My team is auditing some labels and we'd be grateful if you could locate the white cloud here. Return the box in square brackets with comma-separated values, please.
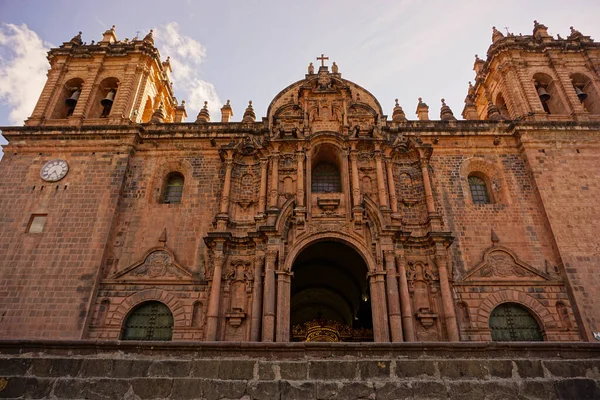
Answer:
[0, 23, 51, 125]
[154, 22, 221, 121]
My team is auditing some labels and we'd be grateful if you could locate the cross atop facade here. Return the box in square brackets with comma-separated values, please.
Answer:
[317, 53, 329, 67]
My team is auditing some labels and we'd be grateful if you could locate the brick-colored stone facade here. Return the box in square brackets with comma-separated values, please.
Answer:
[0, 22, 599, 344]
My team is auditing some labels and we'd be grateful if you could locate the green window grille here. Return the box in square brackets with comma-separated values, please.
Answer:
[163, 173, 184, 204]
[312, 163, 341, 193]
[123, 301, 174, 341]
[468, 175, 490, 204]
[489, 303, 543, 342]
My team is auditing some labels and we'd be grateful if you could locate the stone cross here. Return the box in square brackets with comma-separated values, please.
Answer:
[317, 54, 329, 67]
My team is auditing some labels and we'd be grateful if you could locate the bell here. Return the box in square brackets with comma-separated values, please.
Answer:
[65, 89, 81, 108]
[575, 86, 588, 102]
[537, 86, 551, 102]
[101, 90, 115, 107]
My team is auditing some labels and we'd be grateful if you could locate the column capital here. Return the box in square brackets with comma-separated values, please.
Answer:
[265, 250, 278, 263]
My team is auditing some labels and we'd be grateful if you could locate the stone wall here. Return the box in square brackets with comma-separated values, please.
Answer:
[0, 341, 599, 399]
[0, 148, 131, 339]
[520, 128, 600, 341]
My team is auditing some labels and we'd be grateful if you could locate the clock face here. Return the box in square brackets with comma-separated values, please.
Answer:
[40, 159, 69, 182]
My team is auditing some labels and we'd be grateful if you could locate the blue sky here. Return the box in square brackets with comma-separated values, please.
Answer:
[1, 0, 599, 143]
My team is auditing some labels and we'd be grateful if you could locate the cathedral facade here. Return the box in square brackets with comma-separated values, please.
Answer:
[0, 22, 599, 345]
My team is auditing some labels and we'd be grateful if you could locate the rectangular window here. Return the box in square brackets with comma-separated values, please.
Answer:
[27, 214, 47, 233]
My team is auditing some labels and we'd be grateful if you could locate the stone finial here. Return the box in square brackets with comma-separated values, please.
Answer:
[487, 100, 505, 121]
[242, 101, 256, 123]
[462, 82, 479, 120]
[491, 229, 499, 245]
[151, 101, 166, 123]
[392, 99, 407, 122]
[101, 25, 117, 44]
[473, 54, 485, 74]
[332, 62, 339, 74]
[196, 101, 211, 123]
[532, 20, 550, 40]
[69, 31, 83, 46]
[492, 26, 504, 43]
[308, 62, 315, 75]
[221, 100, 233, 123]
[162, 56, 172, 73]
[440, 98, 457, 121]
[174, 100, 187, 123]
[159, 228, 167, 245]
[416, 98, 429, 121]
[143, 29, 154, 45]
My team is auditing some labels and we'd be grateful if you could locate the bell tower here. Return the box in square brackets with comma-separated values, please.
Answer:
[25, 26, 181, 127]
[463, 22, 600, 121]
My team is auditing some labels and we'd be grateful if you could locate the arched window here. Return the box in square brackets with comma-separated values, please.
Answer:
[468, 175, 490, 204]
[570, 73, 600, 115]
[89, 77, 119, 118]
[163, 172, 184, 204]
[489, 303, 543, 342]
[533, 73, 568, 115]
[495, 93, 510, 119]
[122, 301, 173, 341]
[311, 163, 341, 193]
[52, 78, 84, 119]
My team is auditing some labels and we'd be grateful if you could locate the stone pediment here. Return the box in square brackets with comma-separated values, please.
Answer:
[111, 248, 193, 280]
[461, 246, 550, 282]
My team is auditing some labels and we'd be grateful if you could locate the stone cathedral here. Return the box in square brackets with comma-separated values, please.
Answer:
[2, 21, 600, 349]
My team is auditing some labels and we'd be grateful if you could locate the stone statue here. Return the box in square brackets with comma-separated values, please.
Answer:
[308, 62, 315, 74]
[332, 62, 338, 74]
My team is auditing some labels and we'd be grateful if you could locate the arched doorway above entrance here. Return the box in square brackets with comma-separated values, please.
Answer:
[489, 302, 544, 342]
[290, 240, 373, 342]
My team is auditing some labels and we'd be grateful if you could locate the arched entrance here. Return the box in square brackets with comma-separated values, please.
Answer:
[290, 240, 373, 342]
[489, 303, 544, 342]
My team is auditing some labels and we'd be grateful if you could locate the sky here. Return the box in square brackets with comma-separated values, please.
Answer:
[1, 0, 599, 152]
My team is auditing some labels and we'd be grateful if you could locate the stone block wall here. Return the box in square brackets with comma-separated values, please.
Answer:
[520, 128, 600, 341]
[0, 149, 130, 339]
[0, 341, 598, 399]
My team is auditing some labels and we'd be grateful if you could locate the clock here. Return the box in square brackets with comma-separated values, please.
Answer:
[40, 159, 69, 182]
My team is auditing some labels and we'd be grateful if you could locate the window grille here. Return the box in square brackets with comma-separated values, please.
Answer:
[163, 173, 184, 204]
[123, 301, 173, 341]
[468, 175, 490, 204]
[312, 163, 341, 193]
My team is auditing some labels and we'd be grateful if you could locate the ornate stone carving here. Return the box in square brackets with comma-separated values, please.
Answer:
[224, 259, 254, 327]
[462, 247, 549, 281]
[110, 249, 193, 280]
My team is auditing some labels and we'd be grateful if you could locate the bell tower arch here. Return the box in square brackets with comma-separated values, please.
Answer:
[26, 27, 181, 127]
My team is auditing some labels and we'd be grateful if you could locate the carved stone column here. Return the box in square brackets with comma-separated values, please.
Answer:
[370, 259, 390, 342]
[206, 250, 225, 341]
[295, 150, 305, 208]
[374, 146, 389, 209]
[261, 250, 277, 342]
[257, 158, 268, 216]
[384, 250, 403, 342]
[396, 250, 415, 341]
[385, 157, 398, 213]
[349, 149, 361, 208]
[268, 152, 280, 209]
[275, 270, 293, 342]
[250, 253, 265, 341]
[436, 246, 459, 341]
[420, 158, 436, 215]
[217, 151, 234, 230]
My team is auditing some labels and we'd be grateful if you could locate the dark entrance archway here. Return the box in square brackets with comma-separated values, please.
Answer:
[290, 240, 373, 342]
